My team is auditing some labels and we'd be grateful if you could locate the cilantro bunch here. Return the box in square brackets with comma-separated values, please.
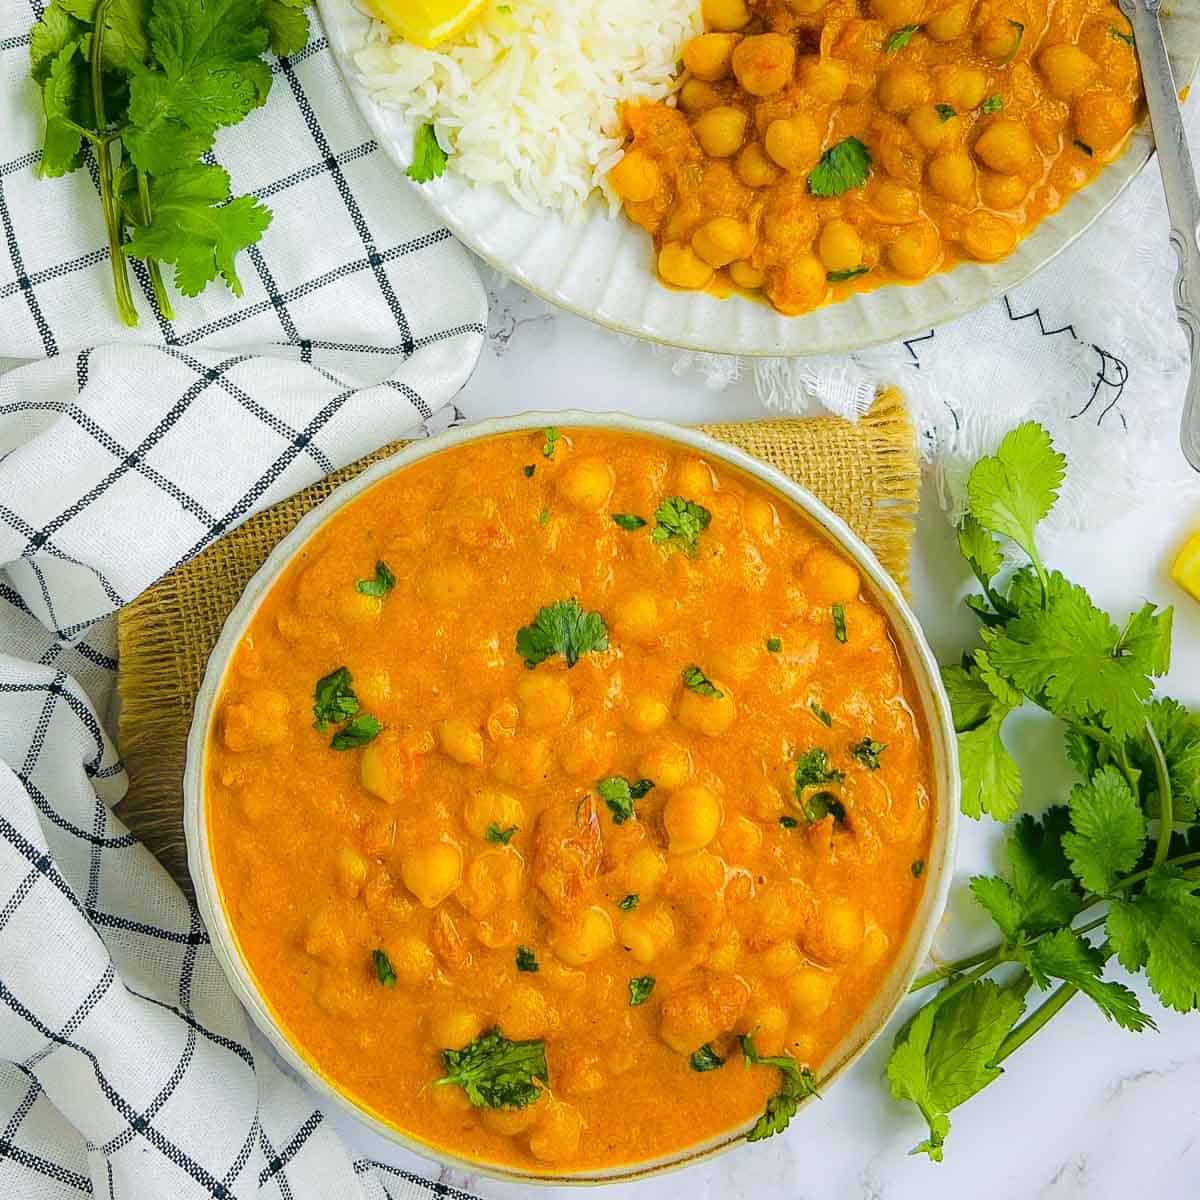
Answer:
[29, 0, 309, 326]
[886, 423, 1200, 1161]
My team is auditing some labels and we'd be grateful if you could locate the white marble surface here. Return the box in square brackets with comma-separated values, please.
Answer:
[329, 277, 1200, 1199]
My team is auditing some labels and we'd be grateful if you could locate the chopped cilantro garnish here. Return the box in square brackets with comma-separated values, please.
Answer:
[851, 737, 887, 770]
[355, 560, 395, 598]
[885, 24, 920, 53]
[486, 823, 518, 845]
[598, 776, 655, 824]
[741, 1033, 820, 1140]
[1110, 24, 1134, 45]
[795, 748, 845, 790]
[779, 815, 799, 829]
[537, 508, 551, 526]
[1074, 139, 1093, 156]
[766, 636, 783, 653]
[934, 103, 956, 121]
[435, 1027, 547, 1109]
[690, 1044, 726, 1071]
[542, 427, 560, 459]
[652, 496, 711, 552]
[682, 665, 724, 698]
[407, 124, 448, 184]
[832, 603, 848, 643]
[981, 94, 1005, 113]
[331, 713, 382, 750]
[810, 700, 833, 727]
[515, 945, 538, 972]
[618, 893, 640, 911]
[613, 513, 648, 530]
[808, 137, 872, 198]
[516, 599, 609, 668]
[827, 266, 869, 283]
[804, 790, 847, 825]
[372, 948, 396, 987]
[313, 666, 359, 732]
[629, 976, 656, 1006]
[911, 859, 925, 878]
[523, 464, 536, 478]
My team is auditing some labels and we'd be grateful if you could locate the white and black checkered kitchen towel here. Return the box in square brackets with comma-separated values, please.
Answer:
[0, 1, 490, 1196]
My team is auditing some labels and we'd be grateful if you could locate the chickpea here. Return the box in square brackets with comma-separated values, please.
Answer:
[690, 216, 752, 269]
[801, 56, 849, 103]
[437, 716, 483, 766]
[679, 78, 724, 114]
[335, 846, 367, 898]
[736, 142, 781, 189]
[424, 562, 474, 604]
[765, 254, 826, 315]
[758, 941, 804, 979]
[1074, 91, 1135, 157]
[962, 210, 1018, 261]
[625, 693, 670, 733]
[702, 0, 752, 31]
[719, 814, 764, 858]
[935, 64, 988, 110]
[675, 457, 715, 495]
[501, 983, 555, 1040]
[428, 1008, 483, 1050]
[557, 455, 615, 512]
[877, 65, 931, 115]
[660, 974, 750, 1053]
[816, 220, 865, 273]
[555, 717, 615, 780]
[303, 907, 349, 964]
[798, 545, 861, 604]
[979, 169, 1027, 209]
[529, 1100, 583, 1163]
[973, 118, 1035, 173]
[222, 689, 289, 752]
[338, 589, 382, 623]
[887, 222, 941, 278]
[553, 905, 615, 965]
[924, 0, 971, 41]
[658, 242, 715, 290]
[787, 966, 836, 1018]
[708, 924, 742, 973]
[625, 845, 668, 894]
[870, 178, 920, 223]
[663, 784, 723, 853]
[683, 33, 740, 82]
[482, 1103, 541, 1136]
[861, 924, 891, 969]
[355, 667, 392, 709]
[638, 741, 692, 789]
[388, 934, 435, 986]
[870, 0, 922, 22]
[907, 103, 962, 152]
[976, 16, 1025, 63]
[621, 905, 677, 963]
[1037, 43, 1097, 102]
[610, 149, 659, 203]
[693, 105, 748, 157]
[764, 116, 821, 172]
[677, 680, 736, 738]
[493, 734, 550, 787]
[803, 897, 865, 963]
[741, 1003, 789, 1055]
[742, 494, 778, 537]
[464, 785, 523, 838]
[612, 589, 662, 644]
[731, 34, 796, 97]
[516, 672, 572, 730]
[401, 841, 463, 908]
[927, 148, 976, 204]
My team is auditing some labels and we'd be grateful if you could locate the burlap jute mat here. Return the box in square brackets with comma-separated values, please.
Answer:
[115, 389, 918, 893]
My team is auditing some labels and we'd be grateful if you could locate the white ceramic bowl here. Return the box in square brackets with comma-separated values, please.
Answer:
[317, 0, 1200, 357]
[184, 412, 960, 1184]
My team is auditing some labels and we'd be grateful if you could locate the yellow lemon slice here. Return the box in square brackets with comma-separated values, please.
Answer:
[1170, 529, 1200, 602]
[366, 0, 490, 49]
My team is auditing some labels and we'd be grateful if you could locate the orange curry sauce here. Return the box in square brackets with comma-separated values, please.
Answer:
[610, 0, 1142, 314]
[206, 429, 932, 1172]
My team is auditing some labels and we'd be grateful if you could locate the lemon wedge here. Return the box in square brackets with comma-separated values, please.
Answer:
[366, 0, 489, 49]
[1170, 528, 1200, 602]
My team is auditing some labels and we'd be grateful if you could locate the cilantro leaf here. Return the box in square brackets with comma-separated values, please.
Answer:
[516, 599, 608, 668]
[957, 513, 1005, 591]
[981, 93, 1005, 113]
[810, 700, 833, 727]
[850, 737, 887, 770]
[942, 663, 1021, 821]
[31, 5, 85, 85]
[486, 823, 518, 845]
[1110, 24, 1135, 46]
[515, 945, 538, 972]
[121, 163, 272, 296]
[779, 815, 799, 828]
[618, 893, 639, 911]
[1117, 601, 1173, 678]
[690, 1044, 725, 1071]
[313, 666, 359, 731]
[884, 24, 920, 53]
[612, 513, 647, 530]
[681, 665, 723, 698]
[38, 42, 89, 177]
[1061, 766, 1146, 895]
[372, 948, 396, 987]
[741, 1034, 820, 1140]
[1131, 698, 1200, 823]
[542, 427, 560, 459]
[1108, 870, 1200, 1012]
[766, 636, 783, 653]
[804, 791, 846, 825]
[356, 560, 396, 597]
[886, 979, 1025, 1161]
[832, 603, 848, 643]
[966, 422, 1065, 583]
[407, 123, 448, 183]
[330, 713, 382, 750]
[1024, 929, 1154, 1031]
[827, 266, 869, 283]
[794, 748, 844, 790]
[597, 776, 654, 824]
[808, 136, 872, 197]
[629, 976, 655, 1006]
[261, 0, 310, 56]
[436, 1027, 547, 1109]
[652, 497, 711, 552]
[934, 103, 957, 121]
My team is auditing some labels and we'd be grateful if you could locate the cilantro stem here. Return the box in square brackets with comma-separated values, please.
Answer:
[910, 946, 1004, 992]
[993, 980, 1078, 1064]
[136, 169, 175, 320]
[1144, 716, 1173, 869]
[1114, 850, 1200, 892]
[90, 0, 138, 327]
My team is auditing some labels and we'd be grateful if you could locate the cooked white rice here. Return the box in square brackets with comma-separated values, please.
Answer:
[352, 0, 701, 220]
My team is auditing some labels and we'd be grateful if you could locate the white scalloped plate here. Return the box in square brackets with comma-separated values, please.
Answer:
[317, 0, 1200, 356]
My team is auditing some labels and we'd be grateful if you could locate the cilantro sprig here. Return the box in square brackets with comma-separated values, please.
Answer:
[740, 1033, 820, 1140]
[884, 422, 1200, 1162]
[597, 775, 655, 824]
[435, 1027, 547, 1109]
[808, 136, 872, 198]
[29, 0, 298, 326]
[652, 496, 711, 552]
[516, 599, 609, 668]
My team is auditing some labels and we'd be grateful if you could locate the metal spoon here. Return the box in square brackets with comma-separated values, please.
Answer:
[1118, 0, 1200, 470]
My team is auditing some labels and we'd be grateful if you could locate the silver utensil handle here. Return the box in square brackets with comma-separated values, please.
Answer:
[1119, 0, 1200, 469]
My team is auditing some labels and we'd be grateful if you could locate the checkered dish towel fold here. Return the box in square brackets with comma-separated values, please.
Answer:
[0, 4, 490, 1197]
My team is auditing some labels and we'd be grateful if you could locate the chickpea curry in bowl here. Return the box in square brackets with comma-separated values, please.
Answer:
[609, 0, 1143, 315]
[191, 417, 956, 1179]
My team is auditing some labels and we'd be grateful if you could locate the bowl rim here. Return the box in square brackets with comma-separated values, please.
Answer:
[183, 411, 961, 1185]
